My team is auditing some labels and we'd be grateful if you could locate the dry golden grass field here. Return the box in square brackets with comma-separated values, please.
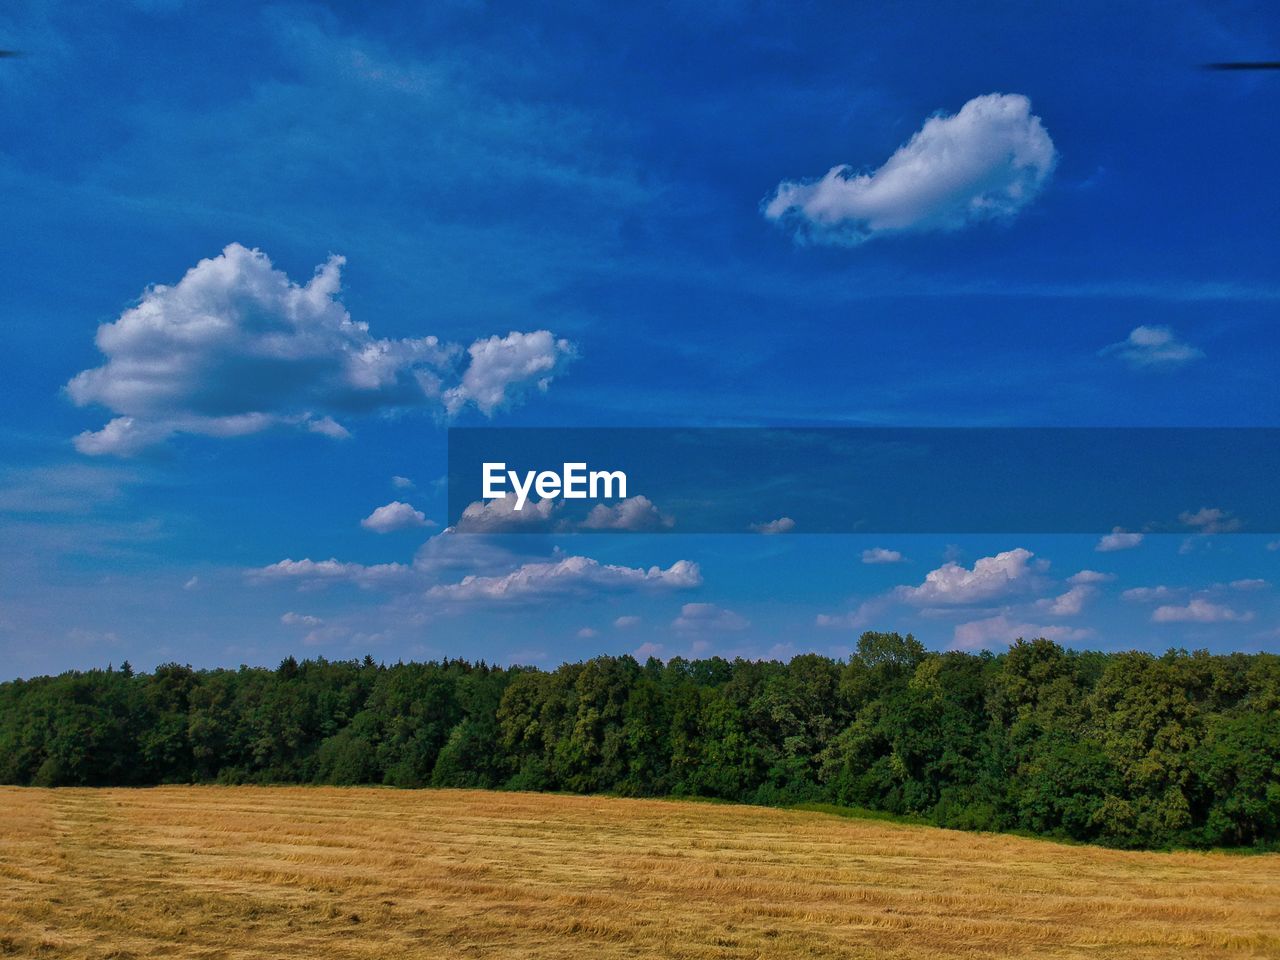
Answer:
[1, 787, 1278, 960]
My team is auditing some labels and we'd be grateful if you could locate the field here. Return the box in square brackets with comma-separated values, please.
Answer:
[1, 787, 1278, 959]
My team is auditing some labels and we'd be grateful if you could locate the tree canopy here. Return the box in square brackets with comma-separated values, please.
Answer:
[2, 635, 1276, 850]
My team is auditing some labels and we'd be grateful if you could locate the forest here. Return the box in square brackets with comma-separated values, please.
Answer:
[1, 633, 1277, 851]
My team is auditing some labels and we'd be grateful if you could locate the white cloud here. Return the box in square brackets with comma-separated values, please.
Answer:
[1096, 528, 1143, 552]
[951, 614, 1092, 651]
[454, 496, 557, 533]
[361, 501, 431, 533]
[816, 601, 877, 630]
[576, 627, 599, 639]
[1123, 585, 1178, 603]
[672, 602, 749, 632]
[580, 496, 674, 531]
[281, 611, 323, 627]
[68, 245, 574, 455]
[861, 547, 904, 564]
[391, 475, 414, 489]
[1101, 325, 1203, 370]
[750, 517, 795, 535]
[634, 642, 665, 660]
[763, 93, 1056, 246]
[249, 557, 413, 589]
[614, 615, 642, 629]
[442, 330, 575, 415]
[183, 576, 200, 591]
[1037, 585, 1094, 616]
[426, 557, 701, 604]
[1152, 599, 1253, 623]
[306, 416, 352, 440]
[1230, 578, 1268, 591]
[896, 548, 1035, 606]
[1180, 506, 1241, 534]
[1068, 569, 1114, 585]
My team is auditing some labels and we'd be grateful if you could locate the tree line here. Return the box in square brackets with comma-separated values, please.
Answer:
[1, 634, 1277, 850]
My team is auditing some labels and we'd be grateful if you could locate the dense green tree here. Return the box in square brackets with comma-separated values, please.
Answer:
[1, 639, 1276, 850]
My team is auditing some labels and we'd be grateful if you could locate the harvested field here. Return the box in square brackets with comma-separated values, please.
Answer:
[1, 786, 1277, 959]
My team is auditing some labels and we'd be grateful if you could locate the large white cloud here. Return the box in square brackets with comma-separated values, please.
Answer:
[68, 244, 574, 455]
[896, 548, 1036, 606]
[426, 556, 701, 604]
[763, 93, 1056, 246]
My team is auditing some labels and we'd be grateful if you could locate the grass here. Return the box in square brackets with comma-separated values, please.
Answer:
[1, 786, 1278, 959]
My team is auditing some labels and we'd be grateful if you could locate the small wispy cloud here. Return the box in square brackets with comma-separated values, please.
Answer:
[1101, 325, 1203, 369]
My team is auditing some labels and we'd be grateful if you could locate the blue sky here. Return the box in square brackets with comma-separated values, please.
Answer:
[2, 0, 1279, 677]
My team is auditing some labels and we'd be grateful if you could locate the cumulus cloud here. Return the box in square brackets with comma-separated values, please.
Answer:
[896, 548, 1035, 606]
[391, 475, 414, 489]
[1101, 325, 1203, 370]
[1037, 585, 1093, 617]
[426, 557, 701, 604]
[861, 547, 904, 564]
[750, 517, 795, 535]
[1096, 527, 1143, 552]
[361, 501, 431, 533]
[576, 627, 599, 639]
[672, 602, 749, 632]
[249, 557, 413, 589]
[68, 244, 575, 455]
[951, 614, 1092, 651]
[634, 642, 665, 660]
[1152, 598, 1253, 624]
[454, 496, 557, 533]
[763, 93, 1056, 246]
[1180, 506, 1241, 534]
[442, 330, 575, 415]
[1068, 570, 1114, 585]
[614, 615, 642, 629]
[580, 496, 674, 531]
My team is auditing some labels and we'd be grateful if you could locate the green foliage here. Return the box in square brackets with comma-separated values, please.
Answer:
[1, 636, 1276, 850]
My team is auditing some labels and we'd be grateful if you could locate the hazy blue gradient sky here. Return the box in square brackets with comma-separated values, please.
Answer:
[2, 0, 1279, 678]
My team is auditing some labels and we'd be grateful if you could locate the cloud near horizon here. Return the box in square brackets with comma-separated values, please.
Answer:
[763, 93, 1056, 246]
[951, 614, 1092, 651]
[426, 557, 701, 604]
[68, 244, 575, 455]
